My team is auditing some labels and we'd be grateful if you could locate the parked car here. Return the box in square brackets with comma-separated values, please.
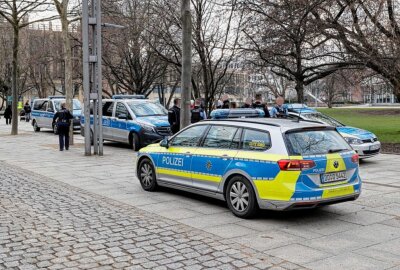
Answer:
[287, 104, 381, 158]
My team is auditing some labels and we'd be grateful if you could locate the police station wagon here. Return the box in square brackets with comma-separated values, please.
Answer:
[136, 118, 361, 218]
[31, 96, 82, 133]
[81, 98, 172, 151]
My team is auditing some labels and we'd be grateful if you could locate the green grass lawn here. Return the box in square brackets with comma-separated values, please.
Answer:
[317, 108, 400, 144]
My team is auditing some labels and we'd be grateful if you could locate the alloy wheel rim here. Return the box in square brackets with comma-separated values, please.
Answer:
[229, 181, 249, 212]
[140, 163, 153, 187]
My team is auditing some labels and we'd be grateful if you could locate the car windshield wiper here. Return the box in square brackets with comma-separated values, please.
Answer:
[328, 148, 347, 153]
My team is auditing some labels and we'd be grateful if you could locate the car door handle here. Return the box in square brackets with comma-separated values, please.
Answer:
[221, 154, 229, 160]
[185, 151, 191, 157]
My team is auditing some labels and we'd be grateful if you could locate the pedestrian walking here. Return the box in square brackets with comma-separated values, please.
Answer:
[252, 93, 270, 118]
[168, 98, 181, 134]
[52, 102, 73, 151]
[23, 101, 31, 122]
[4, 105, 12, 125]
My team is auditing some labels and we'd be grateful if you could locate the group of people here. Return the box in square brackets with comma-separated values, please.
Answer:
[2, 101, 32, 125]
[167, 93, 289, 134]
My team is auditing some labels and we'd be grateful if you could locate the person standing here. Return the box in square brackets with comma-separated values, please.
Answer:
[270, 96, 288, 118]
[252, 93, 270, 117]
[23, 101, 31, 122]
[4, 105, 12, 125]
[191, 99, 206, 123]
[52, 102, 73, 151]
[168, 98, 181, 134]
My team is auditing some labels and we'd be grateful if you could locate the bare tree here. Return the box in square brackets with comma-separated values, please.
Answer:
[0, 0, 54, 135]
[314, 0, 400, 101]
[240, 0, 357, 103]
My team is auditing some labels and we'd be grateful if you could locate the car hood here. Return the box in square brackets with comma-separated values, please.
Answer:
[337, 126, 376, 140]
[138, 115, 169, 127]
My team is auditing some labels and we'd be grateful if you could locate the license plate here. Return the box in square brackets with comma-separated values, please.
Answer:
[321, 171, 347, 184]
[369, 144, 380, 151]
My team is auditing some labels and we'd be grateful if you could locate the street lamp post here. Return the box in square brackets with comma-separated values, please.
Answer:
[82, 0, 103, 156]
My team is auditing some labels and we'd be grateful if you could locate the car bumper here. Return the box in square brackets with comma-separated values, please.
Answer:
[351, 141, 381, 158]
[258, 192, 361, 211]
[139, 130, 165, 147]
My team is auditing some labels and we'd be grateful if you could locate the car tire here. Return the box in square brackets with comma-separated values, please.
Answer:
[130, 132, 140, 151]
[226, 176, 258, 218]
[138, 158, 157, 191]
[33, 121, 40, 132]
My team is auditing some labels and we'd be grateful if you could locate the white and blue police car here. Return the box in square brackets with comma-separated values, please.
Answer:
[287, 104, 381, 158]
[81, 97, 172, 151]
[31, 96, 82, 134]
[137, 109, 361, 218]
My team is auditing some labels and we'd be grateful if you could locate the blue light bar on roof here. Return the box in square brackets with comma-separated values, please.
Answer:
[210, 109, 265, 119]
[112, 94, 147, 99]
[48, 96, 66, 99]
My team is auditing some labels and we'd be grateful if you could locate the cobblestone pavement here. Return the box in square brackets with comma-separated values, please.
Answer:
[1, 122, 400, 269]
[0, 163, 302, 270]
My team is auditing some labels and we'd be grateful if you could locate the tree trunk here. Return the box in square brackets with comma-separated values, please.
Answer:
[11, 26, 19, 135]
[60, 5, 74, 145]
[180, 0, 192, 129]
[295, 80, 304, 104]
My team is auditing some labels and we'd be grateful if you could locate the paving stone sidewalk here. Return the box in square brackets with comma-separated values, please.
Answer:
[0, 163, 302, 270]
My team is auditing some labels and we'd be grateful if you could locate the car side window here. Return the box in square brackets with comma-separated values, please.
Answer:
[115, 102, 131, 119]
[242, 129, 271, 151]
[40, 101, 48, 111]
[103, 102, 114, 117]
[47, 101, 54, 112]
[170, 125, 208, 147]
[33, 100, 45, 111]
[203, 125, 239, 149]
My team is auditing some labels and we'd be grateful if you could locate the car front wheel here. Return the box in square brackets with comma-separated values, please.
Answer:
[138, 159, 157, 191]
[226, 176, 258, 218]
[33, 121, 40, 132]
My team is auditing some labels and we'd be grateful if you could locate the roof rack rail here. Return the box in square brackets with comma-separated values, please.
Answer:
[48, 95, 66, 99]
[204, 118, 281, 127]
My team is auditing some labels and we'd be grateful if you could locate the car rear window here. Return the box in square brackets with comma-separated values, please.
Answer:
[285, 129, 351, 156]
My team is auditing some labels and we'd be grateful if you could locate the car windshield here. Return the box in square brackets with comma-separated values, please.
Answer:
[127, 101, 167, 117]
[285, 129, 351, 156]
[53, 99, 82, 111]
[302, 113, 343, 127]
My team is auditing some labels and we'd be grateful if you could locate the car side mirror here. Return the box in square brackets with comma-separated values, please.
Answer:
[117, 113, 128, 120]
[160, 138, 169, 149]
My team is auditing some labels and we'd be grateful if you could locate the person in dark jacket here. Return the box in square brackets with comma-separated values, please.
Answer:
[168, 98, 181, 134]
[191, 99, 206, 123]
[52, 102, 73, 151]
[252, 93, 270, 118]
[23, 101, 31, 122]
[4, 105, 12, 125]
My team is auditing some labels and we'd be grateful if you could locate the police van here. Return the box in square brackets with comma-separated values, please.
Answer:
[136, 109, 361, 218]
[80, 98, 172, 151]
[31, 96, 82, 133]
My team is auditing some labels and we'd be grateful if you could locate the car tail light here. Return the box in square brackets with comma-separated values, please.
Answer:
[278, 159, 316, 171]
[351, 153, 359, 164]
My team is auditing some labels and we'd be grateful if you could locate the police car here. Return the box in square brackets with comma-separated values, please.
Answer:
[136, 114, 361, 218]
[287, 104, 381, 158]
[81, 97, 172, 151]
[31, 96, 82, 133]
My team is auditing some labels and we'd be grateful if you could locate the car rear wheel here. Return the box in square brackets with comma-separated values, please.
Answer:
[33, 121, 40, 132]
[138, 159, 157, 191]
[226, 176, 258, 218]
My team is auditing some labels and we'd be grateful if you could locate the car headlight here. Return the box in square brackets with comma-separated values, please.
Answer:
[344, 137, 363, 145]
[141, 124, 156, 133]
